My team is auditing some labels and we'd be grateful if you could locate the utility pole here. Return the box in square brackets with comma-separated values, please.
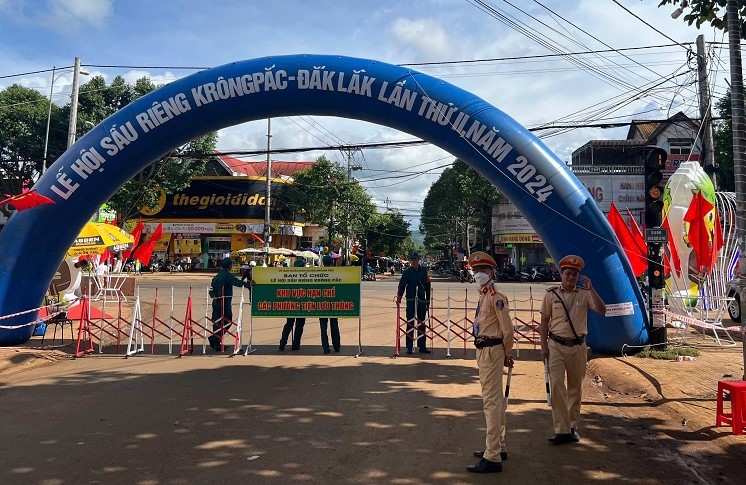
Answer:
[66, 57, 82, 149]
[263, 119, 272, 266]
[727, 0, 746, 380]
[41, 66, 56, 177]
[696, 34, 717, 188]
[345, 148, 362, 265]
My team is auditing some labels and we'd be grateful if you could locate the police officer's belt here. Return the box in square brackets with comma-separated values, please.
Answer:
[548, 332, 585, 346]
[474, 336, 503, 349]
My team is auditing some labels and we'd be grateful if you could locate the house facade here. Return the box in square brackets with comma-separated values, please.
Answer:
[491, 112, 703, 271]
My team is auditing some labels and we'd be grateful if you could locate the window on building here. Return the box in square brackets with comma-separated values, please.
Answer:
[669, 138, 693, 155]
[300, 236, 313, 248]
[205, 237, 231, 254]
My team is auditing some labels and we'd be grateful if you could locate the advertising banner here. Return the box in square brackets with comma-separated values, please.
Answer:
[574, 173, 645, 216]
[135, 178, 293, 220]
[251, 267, 361, 318]
[497, 233, 542, 244]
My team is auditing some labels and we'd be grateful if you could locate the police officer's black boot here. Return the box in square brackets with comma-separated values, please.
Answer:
[466, 458, 502, 473]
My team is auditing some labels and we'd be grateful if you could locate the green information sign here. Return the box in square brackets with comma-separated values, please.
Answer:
[251, 266, 361, 318]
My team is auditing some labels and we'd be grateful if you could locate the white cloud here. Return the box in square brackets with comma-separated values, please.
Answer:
[48, 0, 112, 30]
[1, 0, 730, 228]
[389, 17, 460, 61]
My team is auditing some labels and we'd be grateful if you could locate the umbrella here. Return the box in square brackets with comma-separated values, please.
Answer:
[67, 222, 134, 257]
[237, 247, 264, 254]
[268, 247, 296, 256]
[295, 250, 320, 261]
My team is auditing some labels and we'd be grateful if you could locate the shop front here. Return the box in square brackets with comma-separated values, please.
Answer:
[136, 177, 304, 267]
[492, 199, 550, 271]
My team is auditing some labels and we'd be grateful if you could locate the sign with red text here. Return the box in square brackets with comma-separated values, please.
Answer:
[251, 267, 361, 317]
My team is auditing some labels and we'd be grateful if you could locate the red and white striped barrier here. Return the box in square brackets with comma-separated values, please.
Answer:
[394, 287, 542, 357]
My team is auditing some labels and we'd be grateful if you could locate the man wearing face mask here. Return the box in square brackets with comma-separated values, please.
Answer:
[539, 255, 606, 445]
[466, 251, 514, 474]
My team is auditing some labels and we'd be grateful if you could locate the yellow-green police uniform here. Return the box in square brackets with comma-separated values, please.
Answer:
[475, 283, 514, 463]
[540, 285, 603, 435]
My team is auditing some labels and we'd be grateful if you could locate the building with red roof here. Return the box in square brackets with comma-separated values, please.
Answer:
[135, 151, 318, 269]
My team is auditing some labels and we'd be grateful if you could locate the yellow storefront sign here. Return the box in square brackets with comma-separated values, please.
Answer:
[497, 233, 542, 244]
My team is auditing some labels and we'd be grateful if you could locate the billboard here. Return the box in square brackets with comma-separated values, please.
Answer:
[573, 173, 645, 217]
[251, 267, 361, 318]
[135, 178, 293, 220]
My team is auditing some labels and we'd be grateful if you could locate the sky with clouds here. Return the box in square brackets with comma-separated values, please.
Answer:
[0, 0, 734, 228]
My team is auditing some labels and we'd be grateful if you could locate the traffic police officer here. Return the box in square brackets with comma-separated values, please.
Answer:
[209, 257, 251, 351]
[539, 255, 606, 444]
[467, 251, 514, 474]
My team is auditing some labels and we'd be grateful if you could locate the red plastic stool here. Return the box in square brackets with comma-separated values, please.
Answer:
[716, 380, 746, 435]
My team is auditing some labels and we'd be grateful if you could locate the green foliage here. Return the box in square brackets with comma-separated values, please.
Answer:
[366, 211, 411, 258]
[634, 345, 700, 360]
[0, 75, 216, 224]
[420, 160, 501, 254]
[278, 156, 377, 246]
[713, 89, 735, 190]
[0, 84, 58, 190]
[658, 0, 746, 38]
[74, 76, 215, 222]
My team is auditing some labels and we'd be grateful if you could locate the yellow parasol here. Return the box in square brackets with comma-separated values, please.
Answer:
[67, 222, 134, 257]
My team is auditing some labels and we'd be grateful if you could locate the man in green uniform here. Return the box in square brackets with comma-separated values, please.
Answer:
[396, 252, 431, 354]
[209, 257, 250, 352]
[466, 251, 514, 474]
[540, 255, 606, 444]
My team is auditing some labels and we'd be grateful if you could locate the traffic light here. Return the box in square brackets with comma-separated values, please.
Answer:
[648, 246, 665, 289]
[644, 146, 667, 228]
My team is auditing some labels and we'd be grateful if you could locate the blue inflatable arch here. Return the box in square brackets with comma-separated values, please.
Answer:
[0, 54, 647, 352]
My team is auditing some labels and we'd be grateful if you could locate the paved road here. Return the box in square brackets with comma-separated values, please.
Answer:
[4, 274, 741, 484]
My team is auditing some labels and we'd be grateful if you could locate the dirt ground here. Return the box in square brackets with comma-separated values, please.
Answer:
[1, 274, 745, 484]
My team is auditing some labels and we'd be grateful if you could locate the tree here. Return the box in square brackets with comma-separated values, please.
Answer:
[0, 76, 217, 225]
[75, 75, 216, 222]
[420, 160, 501, 256]
[365, 211, 411, 258]
[279, 155, 377, 250]
[0, 85, 61, 194]
[658, 0, 746, 38]
[713, 89, 735, 190]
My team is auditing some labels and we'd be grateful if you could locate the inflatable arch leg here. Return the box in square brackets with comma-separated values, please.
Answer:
[0, 54, 648, 352]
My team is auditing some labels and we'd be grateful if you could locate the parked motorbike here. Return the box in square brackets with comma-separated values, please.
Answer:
[496, 268, 519, 282]
[529, 266, 548, 282]
[362, 272, 376, 281]
[460, 268, 475, 283]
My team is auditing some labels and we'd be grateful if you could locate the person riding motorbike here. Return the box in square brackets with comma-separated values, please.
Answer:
[364, 262, 376, 281]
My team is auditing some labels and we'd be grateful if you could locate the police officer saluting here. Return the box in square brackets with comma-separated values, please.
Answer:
[467, 251, 514, 474]
[539, 255, 606, 445]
